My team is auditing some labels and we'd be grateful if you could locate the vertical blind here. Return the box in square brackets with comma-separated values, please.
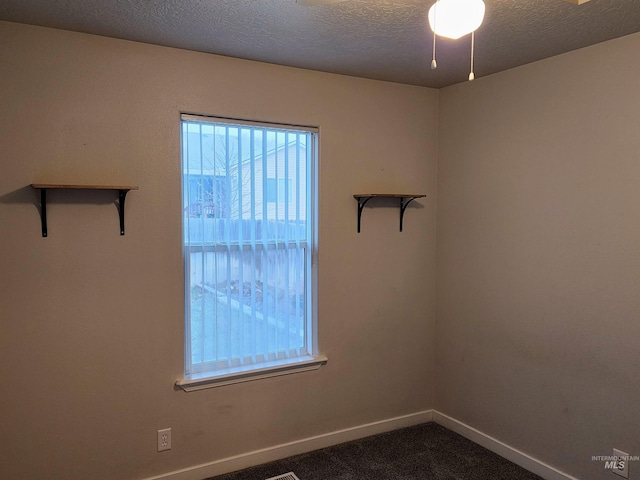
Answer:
[181, 115, 316, 376]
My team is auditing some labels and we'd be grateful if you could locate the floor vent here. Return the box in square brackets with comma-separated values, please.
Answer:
[264, 473, 300, 480]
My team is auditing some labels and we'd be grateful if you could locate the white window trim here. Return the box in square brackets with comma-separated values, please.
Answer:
[176, 354, 328, 391]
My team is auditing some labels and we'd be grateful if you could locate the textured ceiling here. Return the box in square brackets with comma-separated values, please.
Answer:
[0, 0, 639, 88]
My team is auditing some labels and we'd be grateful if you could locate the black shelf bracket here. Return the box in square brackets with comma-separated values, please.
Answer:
[31, 184, 138, 237]
[118, 189, 129, 236]
[356, 196, 374, 233]
[354, 194, 426, 233]
[399, 196, 419, 232]
[39, 188, 48, 237]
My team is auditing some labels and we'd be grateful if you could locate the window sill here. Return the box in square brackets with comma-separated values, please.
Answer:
[176, 355, 328, 392]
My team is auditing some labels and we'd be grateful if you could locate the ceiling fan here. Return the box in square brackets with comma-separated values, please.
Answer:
[296, 0, 591, 81]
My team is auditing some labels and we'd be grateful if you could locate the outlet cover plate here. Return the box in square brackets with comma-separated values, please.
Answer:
[158, 428, 171, 452]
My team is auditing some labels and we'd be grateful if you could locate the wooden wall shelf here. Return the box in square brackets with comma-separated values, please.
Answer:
[31, 184, 139, 237]
[353, 194, 426, 232]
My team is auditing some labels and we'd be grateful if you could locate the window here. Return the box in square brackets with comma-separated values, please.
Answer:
[178, 114, 324, 390]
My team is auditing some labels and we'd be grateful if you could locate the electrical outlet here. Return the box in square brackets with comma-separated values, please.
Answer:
[157, 428, 171, 452]
[612, 449, 629, 479]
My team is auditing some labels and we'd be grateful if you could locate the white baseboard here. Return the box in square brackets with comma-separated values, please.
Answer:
[145, 410, 579, 480]
[432, 411, 579, 480]
[144, 410, 434, 480]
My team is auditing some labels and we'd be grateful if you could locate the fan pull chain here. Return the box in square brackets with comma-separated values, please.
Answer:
[432, 31, 437, 69]
[469, 31, 475, 81]
[431, 0, 438, 69]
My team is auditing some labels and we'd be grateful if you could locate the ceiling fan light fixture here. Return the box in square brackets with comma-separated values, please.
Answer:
[428, 0, 486, 39]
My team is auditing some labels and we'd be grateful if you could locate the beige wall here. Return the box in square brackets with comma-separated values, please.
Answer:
[437, 33, 640, 479]
[0, 22, 438, 480]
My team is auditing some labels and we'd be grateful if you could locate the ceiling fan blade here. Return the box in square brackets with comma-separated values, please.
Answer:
[563, 0, 591, 4]
[296, 0, 349, 6]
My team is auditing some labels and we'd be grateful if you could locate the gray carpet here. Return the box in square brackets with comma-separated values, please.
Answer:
[209, 422, 543, 480]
